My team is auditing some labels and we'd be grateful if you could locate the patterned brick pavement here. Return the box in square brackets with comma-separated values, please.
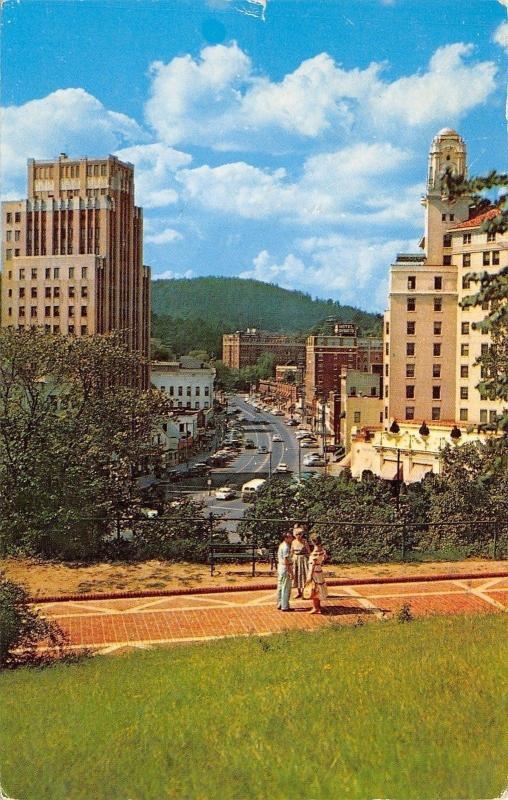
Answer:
[35, 574, 508, 655]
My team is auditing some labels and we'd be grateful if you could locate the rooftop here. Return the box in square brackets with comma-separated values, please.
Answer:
[450, 207, 500, 230]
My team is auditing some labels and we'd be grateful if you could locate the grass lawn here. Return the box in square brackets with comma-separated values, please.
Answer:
[1, 615, 507, 800]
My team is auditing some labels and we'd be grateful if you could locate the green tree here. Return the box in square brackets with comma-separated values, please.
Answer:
[0, 329, 171, 560]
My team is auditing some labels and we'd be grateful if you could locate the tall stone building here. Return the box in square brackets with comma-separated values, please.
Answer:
[222, 329, 306, 369]
[384, 129, 506, 426]
[1, 154, 150, 386]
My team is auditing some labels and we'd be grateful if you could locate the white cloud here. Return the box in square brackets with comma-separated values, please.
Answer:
[1, 88, 146, 198]
[240, 234, 418, 310]
[152, 269, 194, 280]
[371, 44, 497, 127]
[144, 42, 497, 151]
[493, 20, 508, 51]
[114, 143, 191, 208]
[176, 142, 415, 224]
[145, 228, 183, 245]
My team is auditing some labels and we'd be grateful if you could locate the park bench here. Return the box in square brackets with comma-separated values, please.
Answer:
[210, 541, 277, 576]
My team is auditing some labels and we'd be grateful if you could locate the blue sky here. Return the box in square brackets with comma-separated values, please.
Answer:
[2, 0, 507, 311]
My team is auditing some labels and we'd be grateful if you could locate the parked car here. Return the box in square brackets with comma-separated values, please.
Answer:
[274, 462, 290, 473]
[215, 486, 237, 500]
[286, 419, 299, 426]
[272, 409, 284, 416]
[189, 463, 210, 476]
[300, 440, 318, 448]
[272, 434, 283, 442]
[304, 456, 326, 467]
[244, 439, 256, 449]
[258, 445, 269, 454]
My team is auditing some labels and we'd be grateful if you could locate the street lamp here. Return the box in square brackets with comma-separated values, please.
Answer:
[269, 449, 273, 479]
[298, 439, 302, 479]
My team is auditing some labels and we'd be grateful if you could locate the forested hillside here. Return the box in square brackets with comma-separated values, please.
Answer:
[151, 277, 381, 357]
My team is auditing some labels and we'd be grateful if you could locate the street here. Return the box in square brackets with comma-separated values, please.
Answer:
[179, 394, 322, 538]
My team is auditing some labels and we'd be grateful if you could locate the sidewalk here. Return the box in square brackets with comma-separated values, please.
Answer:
[36, 572, 508, 656]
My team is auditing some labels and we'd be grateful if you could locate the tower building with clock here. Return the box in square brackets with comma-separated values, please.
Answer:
[383, 128, 506, 428]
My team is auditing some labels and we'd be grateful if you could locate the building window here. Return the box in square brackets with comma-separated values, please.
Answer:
[69, 267, 74, 279]
[178, 386, 183, 396]
[492, 251, 500, 266]
[406, 364, 415, 378]
[406, 385, 415, 399]
[432, 407, 441, 421]
[407, 276, 416, 290]
[385, 364, 389, 377]
[489, 411, 497, 424]
[80, 325, 87, 335]
[463, 233, 471, 244]
[406, 342, 415, 356]
[462, 253, 471, 269]
[385, 343, 389, 356]
[461, 322, 470, 335]
[443, 255, 452, 266]
[53, 286, 60, 298]
[385, 386, 389, 398]
[45, 268, 51, 279]
[407, 321, 415, 335]
[81, 286, 88, 298]
[68, 306, 74, 317]
[81, 305, 87, 317]
[449, 214, 454, 221]
[433, 321, 442, 335]
[433, 343, 441, 357]
[443, 234, 452, 247]
[6, 212, 12, 223]
[31, 287, 37, 298]
[482, 252, 490, 266]
[54, 306, 59, 317]
[461, 344, 469, 357]
[434, 297, 442, 312]
[45, 306, 51, 317]
[15, 213, 20, 223]
[460, 387, 468, 400]
[460, 365, 469, 378]
[432, 364, 441, 378]
[481, 343, 489, 356]
[81, 267, 87, 279]
[204, 386, 210, 396]
[441, 213, 446, 222]
[405, 407, 415, 420]
[462, 276, 471, 290]
[53, 267, 59, 279]
[68, 325, 74, 334]
[19, 306, 25, 317]
[30, 306, 37, 318]
[195, 387, 200, 396]
[19, 268, 25, 280]
[407, 297, 416, 312]
[19, 287, 25, 298]
[434, 276, 442, 290]
[432, 386, 441, 399]
[69, 286, 75, 298]
[459, 409, 468, 421]
[5, 230, 12, 241]
[31, 268, 37, 279]
[353, 411, 361, 425]
[480, 410, 488, 423]
[169, 386, 174, 396]
[385, 321, 390, 335]
[53, 325, 60, 334]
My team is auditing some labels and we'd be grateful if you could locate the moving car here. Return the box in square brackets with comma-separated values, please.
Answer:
[286, 419, 299, 426]
[272, 434, 283, 442]
[244, 439, 256, 449]
[274, 462, 290, 473]
[215, 486, 237, 500]
[300, 440, 318, 448]
[272, 409, 284, 416]
[258, 445, 269, 454]
[304, 456, 326, 467]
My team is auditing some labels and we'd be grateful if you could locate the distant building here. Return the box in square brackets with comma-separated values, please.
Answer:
[151, 357, 216, 412]
[384, 128, 506, 426]
[222, 329, 306, 369]
[339, 369, 383, 454]
[1, 153, 150, 386]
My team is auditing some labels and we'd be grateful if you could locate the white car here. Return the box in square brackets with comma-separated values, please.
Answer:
[272, 434, 283, 442]
[275, 462, 289, 473]
[300, 440, 318, 448]
[272, 410, 284, 416]
[215, 486, 237, 500]
[296, 430, 312, 439]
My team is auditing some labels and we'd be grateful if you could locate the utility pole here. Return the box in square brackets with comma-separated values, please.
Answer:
[321, 399, 328, 475]
[269, 449, 272, 479]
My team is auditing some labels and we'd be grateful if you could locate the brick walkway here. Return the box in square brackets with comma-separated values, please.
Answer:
[36, 574, 508, 655]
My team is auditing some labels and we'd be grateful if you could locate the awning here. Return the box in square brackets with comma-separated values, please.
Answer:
[406, 464, 433, 483]
[380, 461, 401, 481]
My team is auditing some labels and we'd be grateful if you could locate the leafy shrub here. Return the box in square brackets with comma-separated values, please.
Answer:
[133, 501, 227, 562]
[0, 574, 67, 668]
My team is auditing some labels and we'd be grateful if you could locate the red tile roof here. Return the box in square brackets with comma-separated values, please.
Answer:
[450, 207, 499, 230]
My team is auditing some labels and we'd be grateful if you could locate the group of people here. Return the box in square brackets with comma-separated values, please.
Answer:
[276, 525, 328, 614]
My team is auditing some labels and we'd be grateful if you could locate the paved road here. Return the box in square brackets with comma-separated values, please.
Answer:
[199, 395, 321, 537]
[37, 573, 508, 655]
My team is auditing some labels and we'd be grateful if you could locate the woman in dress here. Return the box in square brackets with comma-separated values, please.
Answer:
[290, 524, 310, 598]
[307, 534, 328, 614]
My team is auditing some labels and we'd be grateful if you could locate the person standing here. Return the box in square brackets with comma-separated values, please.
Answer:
[307, 534, 328, 614]
[291, 524, 310, 598]
[276, 531, 294, 611]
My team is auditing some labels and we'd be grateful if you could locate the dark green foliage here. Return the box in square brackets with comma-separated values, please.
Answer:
[397, 603, 414, 623]
[133, 500, 226, 562]
[0, 574, 67, 668]
[151, 276, 381, 356]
